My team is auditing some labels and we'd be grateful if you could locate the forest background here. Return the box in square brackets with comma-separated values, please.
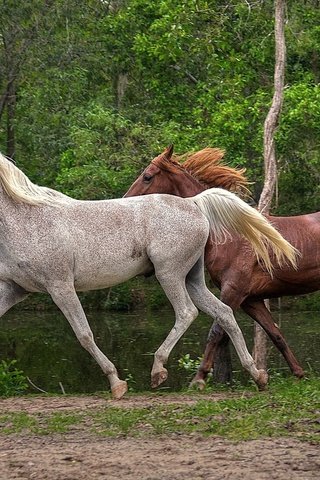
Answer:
[0, 0, 319, 311]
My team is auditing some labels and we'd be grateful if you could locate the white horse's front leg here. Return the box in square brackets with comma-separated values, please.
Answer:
[151, 305, 198, 388]
[152, 277, 198, 388]
[49, 283, 128, 399]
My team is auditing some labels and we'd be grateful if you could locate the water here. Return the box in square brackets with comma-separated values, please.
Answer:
[0, 305, 319, 394]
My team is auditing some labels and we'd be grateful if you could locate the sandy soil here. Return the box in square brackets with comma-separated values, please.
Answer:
[0, 395, 319, 480]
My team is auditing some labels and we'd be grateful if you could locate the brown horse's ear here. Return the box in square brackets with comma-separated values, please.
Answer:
[164, 144, 174, 160]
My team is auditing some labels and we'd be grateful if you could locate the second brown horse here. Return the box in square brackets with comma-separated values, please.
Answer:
[125, 146, 320, 386]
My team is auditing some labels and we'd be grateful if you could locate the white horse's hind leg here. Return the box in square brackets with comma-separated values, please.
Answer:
[0, 281, 28, 316]
[186, 258, 268, 390]
[152, 273, 198, 388]
[49, 284, 127, 399]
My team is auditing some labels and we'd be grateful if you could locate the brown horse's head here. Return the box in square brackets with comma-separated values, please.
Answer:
[124, 145, 205, 198]
[124, 146, 250, 199]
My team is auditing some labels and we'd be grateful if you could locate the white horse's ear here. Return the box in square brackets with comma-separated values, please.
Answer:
[164, 144, 174, 159]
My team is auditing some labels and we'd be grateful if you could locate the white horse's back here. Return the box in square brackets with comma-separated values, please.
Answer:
[49, 195, 209, 291]
[0, 192, 209, 292]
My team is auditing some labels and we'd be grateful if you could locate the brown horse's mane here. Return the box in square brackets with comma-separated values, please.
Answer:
[152, 148, 251, 197]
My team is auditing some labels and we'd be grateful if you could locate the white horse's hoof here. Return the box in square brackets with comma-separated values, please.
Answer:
[256, 369, 268, 391]
[151, 368, 168, 388]
[111, 380, 128, 399]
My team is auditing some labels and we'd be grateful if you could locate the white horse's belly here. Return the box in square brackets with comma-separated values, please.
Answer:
[73, 253, 152, 291]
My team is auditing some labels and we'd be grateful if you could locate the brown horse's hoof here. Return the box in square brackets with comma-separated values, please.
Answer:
[151, 368, 168, 388]
[256, 369, 268, 391]
[293, 368, 305, 379]
[111, 380, 128, 400]
[189, 378, 206, 391]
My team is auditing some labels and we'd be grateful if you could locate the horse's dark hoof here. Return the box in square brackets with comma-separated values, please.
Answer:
[293, 368, 305, 379]
[151, 368, 168, 388]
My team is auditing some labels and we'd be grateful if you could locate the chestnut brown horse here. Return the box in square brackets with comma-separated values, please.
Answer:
[125, 146, 320, 386]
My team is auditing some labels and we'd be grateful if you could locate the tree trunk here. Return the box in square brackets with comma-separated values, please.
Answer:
[253, 0, 286, 370]
[213, 334, 232, 383]
[0, 90, 8, 122]
[116, 72, 129, 109]
[6, 75, 16, 158]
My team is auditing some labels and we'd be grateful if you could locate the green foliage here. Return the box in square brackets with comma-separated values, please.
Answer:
[55, 104, 165, 199]
[276, 80, 320, 213]
[70, 375, 320, 441]
[178, 353, 202, 376]
[0, 360, 28, 397]
[101, 284, 137, 311]
[123, 371, 137, 393]
[282, 291, 320, 311]
[2, 0, 320, 211]
[1, 0, 320, 310]
[45, 412, 83, 434]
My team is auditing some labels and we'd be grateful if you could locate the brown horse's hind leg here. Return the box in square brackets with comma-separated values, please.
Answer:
[190, 324, 231, 389]
[242, 299, 304, 378]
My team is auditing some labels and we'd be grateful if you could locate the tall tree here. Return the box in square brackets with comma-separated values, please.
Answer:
[252, 0, 287, 369]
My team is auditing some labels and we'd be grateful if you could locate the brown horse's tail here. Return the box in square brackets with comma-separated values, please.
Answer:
[190, 188, 299, 275]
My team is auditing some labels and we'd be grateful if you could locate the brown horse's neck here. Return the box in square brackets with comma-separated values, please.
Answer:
[150, 155, 208, 198]
[172, 170, 207, 198]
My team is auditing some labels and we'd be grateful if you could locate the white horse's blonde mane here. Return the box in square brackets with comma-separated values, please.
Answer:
[0, 152, 69, 205]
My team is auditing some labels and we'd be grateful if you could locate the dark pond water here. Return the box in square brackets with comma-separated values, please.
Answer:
[0, 305, 319, 394]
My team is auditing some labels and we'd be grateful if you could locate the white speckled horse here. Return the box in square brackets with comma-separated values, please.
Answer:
[0, 149, 297, 399]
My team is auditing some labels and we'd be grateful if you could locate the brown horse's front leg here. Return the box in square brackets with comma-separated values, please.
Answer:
[190, 324, 230, 389]
[242, 299, 304, 378]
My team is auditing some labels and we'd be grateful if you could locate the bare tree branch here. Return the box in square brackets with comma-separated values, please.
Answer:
[259, 0, 286, 214]
[253, 0, 286, 370]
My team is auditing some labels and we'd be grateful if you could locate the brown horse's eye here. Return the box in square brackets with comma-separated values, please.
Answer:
[143, 174, 153, 183]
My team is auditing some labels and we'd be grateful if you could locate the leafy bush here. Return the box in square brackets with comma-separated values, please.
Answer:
[0, 360, 28, 397]
[178, 354, 202, 377]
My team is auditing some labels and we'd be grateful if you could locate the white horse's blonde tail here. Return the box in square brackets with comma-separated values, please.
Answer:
[191, 188, 299, 275]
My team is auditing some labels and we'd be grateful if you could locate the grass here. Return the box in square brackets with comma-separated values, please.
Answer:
[0, 375, 319, 442]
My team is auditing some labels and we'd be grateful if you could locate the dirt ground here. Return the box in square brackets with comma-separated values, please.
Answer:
[0, 395, 319, 480]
